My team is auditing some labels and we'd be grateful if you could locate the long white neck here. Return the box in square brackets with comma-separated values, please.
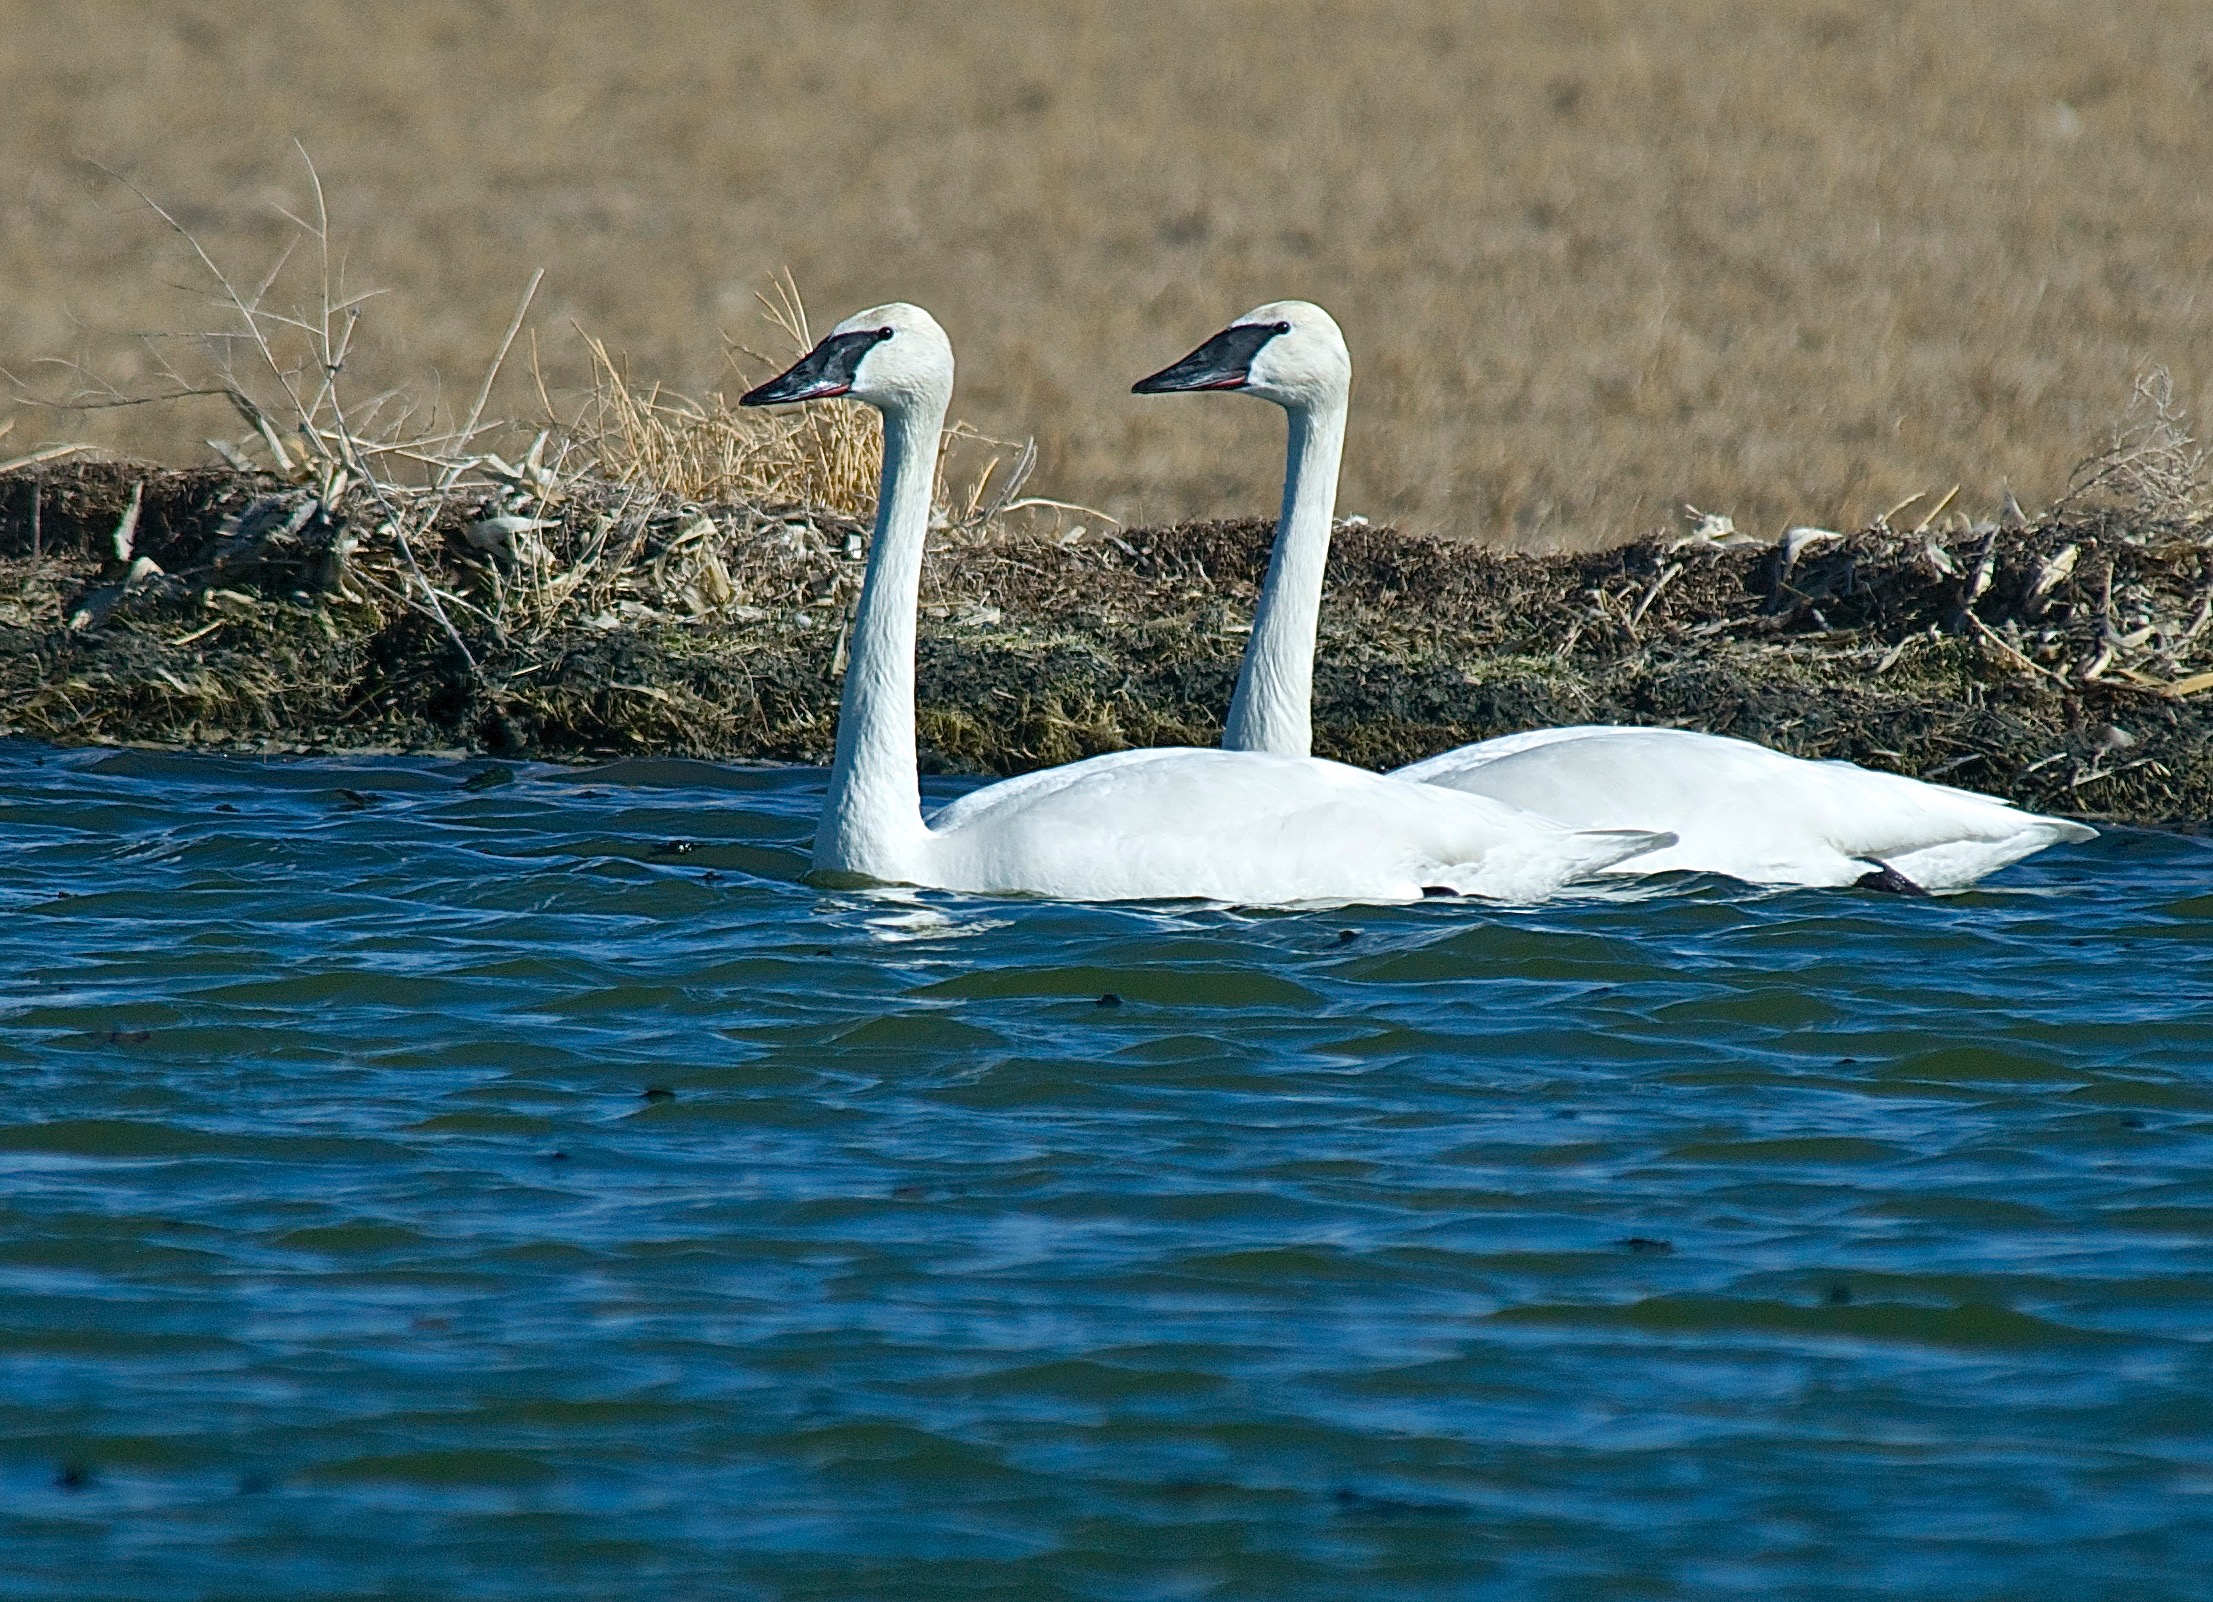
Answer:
[1222, 394, 1348, 756]
[813, 394, 945, 879]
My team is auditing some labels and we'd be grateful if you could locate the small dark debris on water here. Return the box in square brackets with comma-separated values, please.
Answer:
[1332, 1487, 1464, 1520]
[641, 1086, 676, 1102]
[1335, 929, 1358, 944]
[2120, 1115, 2146, 1129]
[892, 1184, 927, 1200]
[460, 766, 513, 792]
[1620, 1236, 1674, 1255]
[700, 870, 723, 884]
[54, 1463, 92, 1492]
[653, 839, 695, 857]
[1826, 1283, 1854, 1305]
[1096, 993, 1122, 1008]
[104, 1029, 151, 1045]
[332, 788, 376, 810]
[545, 1150, 570, 1162]
[214, 802, 239, 814]
[815, 947, 833, 957]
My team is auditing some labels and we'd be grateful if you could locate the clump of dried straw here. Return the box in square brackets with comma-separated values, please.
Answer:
[569, 275, 884, 515]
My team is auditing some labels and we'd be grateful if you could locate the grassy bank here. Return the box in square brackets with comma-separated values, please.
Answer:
[4, 461, 2208, 827]
[6, 3, 2213, 546]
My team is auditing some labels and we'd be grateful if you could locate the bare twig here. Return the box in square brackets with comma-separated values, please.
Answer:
[440, 267, 545, 489]
[384, 509, 479, 674]
[2062, 366, 2208, 520]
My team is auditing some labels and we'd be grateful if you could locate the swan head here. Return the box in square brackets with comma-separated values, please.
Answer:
[1132, 300, 1349, 411]
[740, 302, 953, 413]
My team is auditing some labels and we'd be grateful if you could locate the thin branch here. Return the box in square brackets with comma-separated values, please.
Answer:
[380, 502, 480, 674]
[439, 268, 545, 490]
[92, 161, 315, 431]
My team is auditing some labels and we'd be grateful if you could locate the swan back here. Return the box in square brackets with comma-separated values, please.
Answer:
[923, 746, 1672, 904]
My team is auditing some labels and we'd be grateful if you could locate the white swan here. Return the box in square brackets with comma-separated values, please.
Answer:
[1132, 301, 2097, 891]
[737, 303, 1672, 906]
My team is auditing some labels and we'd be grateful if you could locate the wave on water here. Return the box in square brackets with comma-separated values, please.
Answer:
[1, 741, 2209, 1597]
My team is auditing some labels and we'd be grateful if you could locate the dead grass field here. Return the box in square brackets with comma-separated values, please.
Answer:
[4, 1, 2211, 547]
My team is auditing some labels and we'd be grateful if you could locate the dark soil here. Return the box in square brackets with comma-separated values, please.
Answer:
[5, 462, 2209, 827]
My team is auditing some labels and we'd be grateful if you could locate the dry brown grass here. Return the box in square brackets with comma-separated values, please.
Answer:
[11, 462, 2213, 824]
[4, 2, 2213, 548]
[576, 331, 877, 518]
[572, 317, 1051, 531]
[0, 161, 1083, 671]
[569, 275, 882, 515]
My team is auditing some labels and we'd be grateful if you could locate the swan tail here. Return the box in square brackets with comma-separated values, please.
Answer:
[1886, 815, 2098, 891]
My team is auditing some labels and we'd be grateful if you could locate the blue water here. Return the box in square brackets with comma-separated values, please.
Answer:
[1, 740, 2209, 1599]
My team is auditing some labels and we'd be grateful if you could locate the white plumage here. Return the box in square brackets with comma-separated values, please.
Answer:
[1395, 726, 2095, 890]
[740, 303, 1671, 906]
[920, 745, 1665, 903]
[1136, 300, 2097, 891]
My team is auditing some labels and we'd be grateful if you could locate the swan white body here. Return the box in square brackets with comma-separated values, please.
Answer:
[1135, 301, 2097, 890]
[1395, 725, 2095, 889]
[741, 303, 1670, 907]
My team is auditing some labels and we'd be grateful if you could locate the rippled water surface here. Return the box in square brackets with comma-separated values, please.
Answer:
[2, 740, 2211, 1599]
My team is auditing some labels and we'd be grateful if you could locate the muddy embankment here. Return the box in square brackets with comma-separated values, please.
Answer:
[2, 462, 2209, 826]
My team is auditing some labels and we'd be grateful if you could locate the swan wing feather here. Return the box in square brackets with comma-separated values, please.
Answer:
[1395, 726, 2092, 888]
[925, 748, 1669, 904]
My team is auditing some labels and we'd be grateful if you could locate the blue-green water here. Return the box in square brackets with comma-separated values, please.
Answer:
[1, 739, 2209, 1600]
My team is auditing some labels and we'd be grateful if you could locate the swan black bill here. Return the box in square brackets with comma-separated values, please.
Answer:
[1131, 321, 1290, 394]
[740, 328, 894, 406]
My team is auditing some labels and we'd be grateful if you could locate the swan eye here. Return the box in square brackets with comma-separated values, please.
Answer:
[1271, 320, 1291, 334]
[874, 327, 895, 342]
